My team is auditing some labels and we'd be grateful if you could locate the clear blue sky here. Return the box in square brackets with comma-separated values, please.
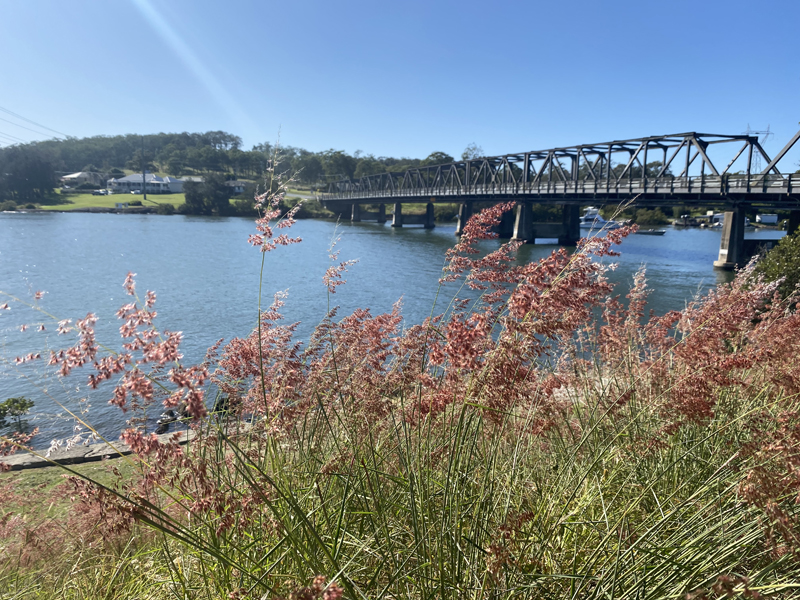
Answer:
[2, 0, 799, 166]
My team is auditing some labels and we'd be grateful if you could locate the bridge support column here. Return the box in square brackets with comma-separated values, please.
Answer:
[512, 202, 534, 243]
[334, 204, 353, 220]
[424, 202, 435, 229]
[392, 202, 403, 228]
[713, 209, 746, 270]
[558, 205, 581, 245]
[788, 210, 800, 235]
[377, 204, 387, 224]
[497, 207, 515, 238]
[351, 203, 361, 222]
[455, 201, 473, 236]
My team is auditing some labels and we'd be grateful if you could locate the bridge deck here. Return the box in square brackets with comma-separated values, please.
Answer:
[323, 175, 800, 210]
[322, 130, 800, 211]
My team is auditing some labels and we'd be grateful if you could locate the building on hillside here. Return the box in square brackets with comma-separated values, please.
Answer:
[61, 171, 104, 187]
[107, 173, 187, 194]
[225, 180, 248, 195]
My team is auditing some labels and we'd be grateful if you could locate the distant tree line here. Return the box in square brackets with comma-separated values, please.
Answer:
[0, 145, 60, 202]
[0, 131, 480, 203]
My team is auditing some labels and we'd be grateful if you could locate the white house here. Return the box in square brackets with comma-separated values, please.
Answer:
[107, 173, 187, 194]
[225, 180, 248, 195]
[62, 171, 104, 186]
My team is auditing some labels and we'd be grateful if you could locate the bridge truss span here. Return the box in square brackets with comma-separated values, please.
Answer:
[323, 130, 800, 208]
[321, 129, 800, 270]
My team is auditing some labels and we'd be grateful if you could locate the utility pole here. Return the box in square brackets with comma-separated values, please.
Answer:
[141, 135, 147, 202]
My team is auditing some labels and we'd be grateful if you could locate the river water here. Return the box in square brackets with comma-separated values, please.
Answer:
[0, 211, 784, 446]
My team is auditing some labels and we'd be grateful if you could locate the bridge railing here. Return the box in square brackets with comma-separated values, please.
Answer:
[323, 173, 797, 200]
[323, 129, 800, 203]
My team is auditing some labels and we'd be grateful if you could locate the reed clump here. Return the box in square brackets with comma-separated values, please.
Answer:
[2, 193, 800, 599]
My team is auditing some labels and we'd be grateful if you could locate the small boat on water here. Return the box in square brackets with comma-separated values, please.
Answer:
[579, 206, 622, 230]
[634, 229, 667, 236]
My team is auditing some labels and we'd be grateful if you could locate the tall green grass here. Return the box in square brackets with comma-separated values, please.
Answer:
[3, 193, 800, 599]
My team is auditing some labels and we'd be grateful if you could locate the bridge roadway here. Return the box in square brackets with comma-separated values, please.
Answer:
[321, 130, 800, 269]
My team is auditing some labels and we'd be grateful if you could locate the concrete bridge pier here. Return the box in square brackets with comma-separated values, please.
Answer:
[512, 202, 534, 242]
[424, 202, 435, 229]
[558, 205, 581, 245]
[351, 203, 389, 224]
[713, 209, 746, 270]
[789, 210, 800, 235]
[392, 202, 403, 227]
[713, 208, 800, 270]
[455, 201, 474, 236]
[333, 204, 353, 220]
[392, 203, 435, 227]
[513, 203, 580, 244]
[497, 207, 516, 238]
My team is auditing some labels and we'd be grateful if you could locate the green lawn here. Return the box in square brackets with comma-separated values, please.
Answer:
[41, 192, 185, 210]
[286, 187, 316, 196]
[0, 455, 135, 519]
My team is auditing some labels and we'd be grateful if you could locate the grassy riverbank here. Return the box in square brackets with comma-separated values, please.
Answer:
[1, 456, 134, 518]
[2, 204, 800, 599]
[36, 189, 312, 212]
[39, 191, 186, 211]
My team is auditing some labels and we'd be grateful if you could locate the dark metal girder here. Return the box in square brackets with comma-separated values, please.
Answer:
[690, 138, 720, 177]
[325, 130, 800, 210]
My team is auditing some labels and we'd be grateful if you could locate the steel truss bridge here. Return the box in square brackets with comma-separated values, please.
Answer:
[322, 130, 800, 209]
[321, 130, 800, 269]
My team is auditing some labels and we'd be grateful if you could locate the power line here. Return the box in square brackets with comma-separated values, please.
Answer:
[0, 129, 28, 142]
[0, 115, 63, 140]
[0, 130, 29, 145]
[0, 105, 69, 138]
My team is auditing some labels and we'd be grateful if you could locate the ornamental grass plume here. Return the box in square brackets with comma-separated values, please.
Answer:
[4, 197, 800, 598]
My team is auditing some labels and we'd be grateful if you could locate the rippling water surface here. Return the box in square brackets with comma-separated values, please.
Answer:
[0, 212, 784, 445]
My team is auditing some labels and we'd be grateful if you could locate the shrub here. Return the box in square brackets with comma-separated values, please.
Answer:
[182, 174, 233, 215]
[0, 200, 17, 211]
[232, 196, 258, 217]
[128, 199, 142, 207]
[634, 207, 669, 225]
[24, 203, 36, 209]
[433, 202, 459, 221]
[280, 196, 331, 218]
[155, 203, 175, 215]
[530, 202, 563, 220]
[753, 228, 800, 299]
[0, 397, 34, 429]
